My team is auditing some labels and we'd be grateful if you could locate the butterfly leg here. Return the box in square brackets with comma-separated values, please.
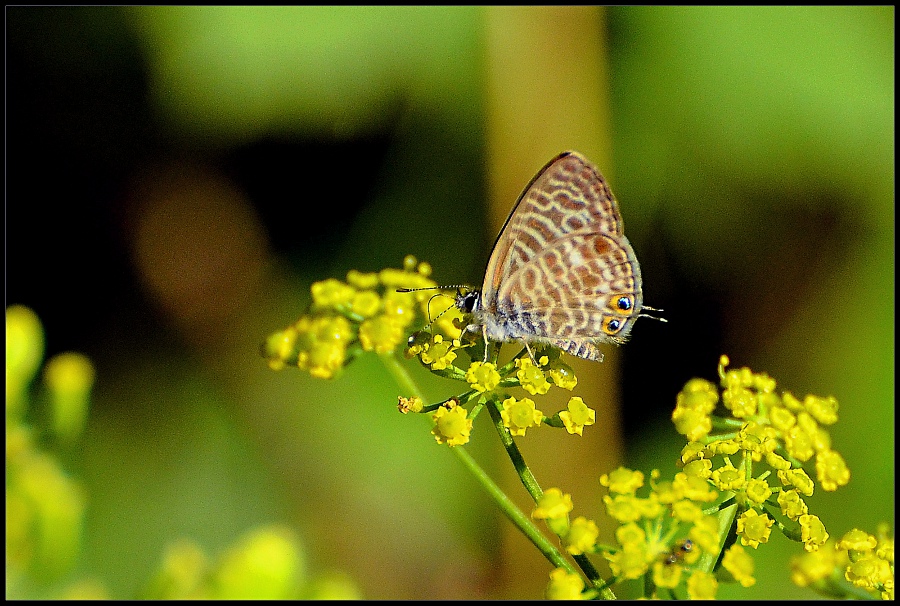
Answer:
[520, 339, 539, 365]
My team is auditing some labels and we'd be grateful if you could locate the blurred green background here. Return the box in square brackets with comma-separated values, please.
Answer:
[6, 6, 893, 599]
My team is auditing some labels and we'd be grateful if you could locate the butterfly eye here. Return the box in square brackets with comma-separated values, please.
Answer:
[603, 318, 622, 334]
[615, 296, 633, 312]
[457, 291, 480, 314]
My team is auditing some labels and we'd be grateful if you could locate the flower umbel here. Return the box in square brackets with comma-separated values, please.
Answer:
[263, 255, 438, 378]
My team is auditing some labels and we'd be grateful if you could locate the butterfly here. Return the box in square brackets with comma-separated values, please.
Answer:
[456, 151, 662, 362]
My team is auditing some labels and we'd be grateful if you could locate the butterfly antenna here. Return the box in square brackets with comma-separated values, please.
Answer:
[396, 285, 471, 327]
[639, 305, 668, 323]
[396, 285, 469, 293]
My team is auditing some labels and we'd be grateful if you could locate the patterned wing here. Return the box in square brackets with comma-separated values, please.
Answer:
[480, 151, 625, 309]
[493, 230, 644, 343]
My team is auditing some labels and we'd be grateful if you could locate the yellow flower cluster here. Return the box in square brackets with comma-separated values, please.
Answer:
[263, 256, 440, 379]
[665, 355, 893, 599]
[841, 525, 895, 600]
[6, 307, 91, 586]
[789, 525, 894, 600]
[675, 355, 849, 493]
[593, 466, 733, 598]
[418, 344, 591, 445]
[673, 355, 853, 559]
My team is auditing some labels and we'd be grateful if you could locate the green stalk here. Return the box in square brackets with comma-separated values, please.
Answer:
[378, 353, 586, 580]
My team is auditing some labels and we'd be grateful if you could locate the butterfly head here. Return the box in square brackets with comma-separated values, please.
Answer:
[454, 287, 481, 315]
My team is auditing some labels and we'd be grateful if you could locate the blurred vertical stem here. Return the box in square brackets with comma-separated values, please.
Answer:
[482, 6, 620, 593]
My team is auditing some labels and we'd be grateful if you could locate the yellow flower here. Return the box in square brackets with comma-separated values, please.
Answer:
[815, 449, 850, 492]
[311, 278, 356, 310]
[533, 488, 574, 521]
[711, 463, 746, 492]
[680, 441, 707, 464]
[44, 352, 95, 443]
[431, 402, 472, 447]
[784, 424, 816, 462]
[875, 525, 893, 563]
[838, 529, 877, 553]
[750, 368, 775, 391]
[6, 305, 45, 414]
[782, 391, 804, 411]
[671, 499, 704, 523]
[737, 509, 774, 549]
[845, 554, 893, 590]
[559, 397, 596, 436]
[615, 522, 646, 549]
[672, 472, 719, 503]
[777, 489, 808, 521]
[500, 396, 543, 437]
[345, 269, 380, 290]
[397, 396, 423, 414]
[765, 451, 792, 471]
[744, 478, 773, 505]
[547, 361, 578, 390]
[769, 404, 796, 431]
[606, 545, 651, 580]
[671, 406, 712, 442]
[295, 315, 353, 379]
[381, 289, 421, 329]
[738, 422, 778, 457]
[790, 541, 841, 587]
[720, 361, 754, 390]
[723, 386, 757, 418]
[799, 514, 829, 552]
[672, 379, 718, 441]
[634, 494, 664, 519]
[706, 438, 740, 456]
[515, 357, 551, 395]
[778, 467, 815, 497]
[263, 326, 299, 371]
[677, 378, 719, 413]
[600, 467, 644, 495]
[682, 459, 712, 479]
[430, 301, 465, 341]
[686, 570, 718, 599]
[803, 394, 839, 425]
[464, 361, 500, 393]
[722, 544, 756, 587]
[566, 517, 599, 556]
[652, 559, 682, 589]
[603, 494, 642, 524]
[651, 479, 679, 504]
[349, 289, 382, 318]
[211, 526, 302, 600]
[545, 568, 585, 600]
[419, 334, 457, 371]
[358, 315, 405, 354]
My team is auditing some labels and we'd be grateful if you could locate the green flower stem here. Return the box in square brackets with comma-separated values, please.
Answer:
[378, 352, 594, 589]
[697, 501, 739, 574]
[485, 400, 543, 501]
[483, 399, 611, 597]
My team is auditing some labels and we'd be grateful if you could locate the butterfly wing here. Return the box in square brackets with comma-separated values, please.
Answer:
[481, 152, 643, 353]
[481, 151, 625, 307]
[496, 231, 643, 338]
